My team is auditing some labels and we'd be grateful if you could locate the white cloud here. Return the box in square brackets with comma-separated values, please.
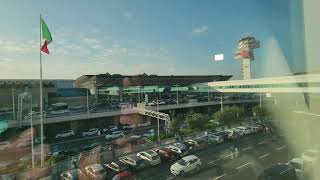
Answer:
[192, 25, 209, 34]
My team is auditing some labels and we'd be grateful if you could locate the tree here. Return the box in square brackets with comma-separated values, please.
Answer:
[169, 118, 179, 131]
[252, 106, 266, 118]
[186, 113, 208, 130]
[213, 106, 243, 128]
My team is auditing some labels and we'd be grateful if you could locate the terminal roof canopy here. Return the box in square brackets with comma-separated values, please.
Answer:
[75, 73, 232, 87]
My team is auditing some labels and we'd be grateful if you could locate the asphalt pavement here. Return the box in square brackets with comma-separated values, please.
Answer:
[133, 134, 291, 180]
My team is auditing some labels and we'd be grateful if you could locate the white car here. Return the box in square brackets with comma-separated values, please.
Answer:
[287, 158, 303, 178]
[102, 126, 118, 133]
[137, 122, 151, 128]
[55, 130, 75, 138]
[207, 134, 224, 143]
[137, 150, 161, 166]
[24, 111, 47, 120]
[0, 141, 10, 150]
[170, 155, 202, 176]
[122, 124, 135, 130]
[146, 102, 156, 106]
[302, 149, 319, 162]
[105, 131, 125, 140]
[84, 163, 106, 179]
[143, 129, 155, 137]
[236, 126, 251, 135]
[82, 128, 100, 137]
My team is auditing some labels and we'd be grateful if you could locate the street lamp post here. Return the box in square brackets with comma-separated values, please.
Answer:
[220, 94, 223, 111]
[157, 98, 160, 145]
[29, 94, 35, 168]
[87, 88, 89, 113]
[12, 88, 16, 121]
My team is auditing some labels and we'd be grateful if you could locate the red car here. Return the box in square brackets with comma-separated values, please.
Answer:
[153, 147, 179, 162]
[112, 171, 135, 180]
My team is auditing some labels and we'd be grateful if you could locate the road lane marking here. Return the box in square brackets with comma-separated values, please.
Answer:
[166, 176, 174, 180]
[276, 145, 287, 151]
[212, 173, 226, 180]
[208, 158, 221, 164]
[236, 162, 251, 169]
[241, 146, 252, 151]
[258, 141, 264, 145]
[258, 153, 270, 159]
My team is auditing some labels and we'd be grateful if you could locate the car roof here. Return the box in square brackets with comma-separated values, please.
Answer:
[145, 150, 157, 156]
[182, 155, 198, 161]
[262, 164, 294, 176]
[86, 163, 104, 171]
[123, 154, 141, 161]
[290, 158, 303, 164]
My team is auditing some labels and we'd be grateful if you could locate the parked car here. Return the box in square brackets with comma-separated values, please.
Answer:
[235, 126, 251, 135]
[258, 164, 298, 180]
[167, 143, 190, 157]
[55, 130, 75, 139]
[153, 147, 179, 162]
[104, 160, 131, 179]
[24, 111, 47, 120]
[146, 102, 156, 106]
[82, 128, 100, 137]
[170, 155, 202, 176]
[122, 124, 135, 130]
[119, 154, 149, 171]
[105, 131, 125, 140]
[302, 149, 319, 162]
[137, 150, 161, 166]
[184, 138, 208, 151]
[83, 163, 106, 180]
[60, 169, 80, 180]
[103, 126, 119, 133]
[111, 171, 135, 180]
[206, 134, 224, 144]
[137, 121, 151, 128]
[287, 158, 303, 178]
[142, 129, 155, 137]
[0, 141, 10, 150]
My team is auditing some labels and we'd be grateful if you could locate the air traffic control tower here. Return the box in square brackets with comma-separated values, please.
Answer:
[234, 36, 260, 80]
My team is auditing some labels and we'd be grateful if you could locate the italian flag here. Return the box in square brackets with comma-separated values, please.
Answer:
[40, 17, 52, 54]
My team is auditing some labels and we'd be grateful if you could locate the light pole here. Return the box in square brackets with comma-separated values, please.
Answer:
[86, 88, 89, 113]
[12, 88, 16, 121]
[29, 93, 35, 168]
[175, 85, 179, 106]
[157, 98, 160, 145]
[259, 93, 262, 108]
[220, 94, 223, 111]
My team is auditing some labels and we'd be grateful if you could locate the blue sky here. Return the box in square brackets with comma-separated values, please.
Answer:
[0, 0, 302, 79]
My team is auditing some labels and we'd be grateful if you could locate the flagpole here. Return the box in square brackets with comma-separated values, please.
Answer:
[39, 15, 44, 167]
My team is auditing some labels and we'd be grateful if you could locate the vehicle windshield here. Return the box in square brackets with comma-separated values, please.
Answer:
[177, 159, 187, 166]
[289, 162, 302, 170]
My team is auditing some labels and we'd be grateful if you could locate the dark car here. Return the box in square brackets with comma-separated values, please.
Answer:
[258, 164, 298, 180]
[104, 160, 131, 179]
[153, 147, 179, 162]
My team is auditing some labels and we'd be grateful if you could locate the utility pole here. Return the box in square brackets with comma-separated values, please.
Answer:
[175, 85, 179, 106]
[86, 89, 89, 113]
[12, 88, 16, 121]
[29, 94, 35, 168]
[157, 98, 160, 145]
[220, 94, 223, 111]
[259, 93, 262, 108]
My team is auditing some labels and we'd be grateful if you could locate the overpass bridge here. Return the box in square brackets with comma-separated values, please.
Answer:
[208, 74, 320, 93]
[7, 99, 259, 128]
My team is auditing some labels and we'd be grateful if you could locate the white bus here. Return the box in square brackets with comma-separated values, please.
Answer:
[51, 103, 70, 115]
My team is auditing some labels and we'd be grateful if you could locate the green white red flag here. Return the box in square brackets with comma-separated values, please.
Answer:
[40, 17, 52, 54]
